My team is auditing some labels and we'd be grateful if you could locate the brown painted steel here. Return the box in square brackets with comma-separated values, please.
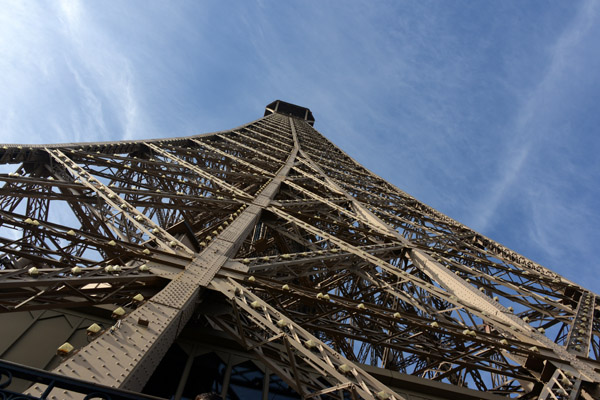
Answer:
[0, 103, 598, 399]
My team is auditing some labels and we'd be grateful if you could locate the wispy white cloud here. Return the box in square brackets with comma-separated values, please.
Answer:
[472, 0, 599, 232]
[0, 0, 147, 144]
[57, 0, 82, 33]
[64, 59, 107, 140]
[54, 0, 145, 142]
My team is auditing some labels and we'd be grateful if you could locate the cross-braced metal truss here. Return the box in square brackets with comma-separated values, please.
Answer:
[0, 101, 598, 399]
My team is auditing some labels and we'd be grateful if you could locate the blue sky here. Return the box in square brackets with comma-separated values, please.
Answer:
[1, 1, 599, 291]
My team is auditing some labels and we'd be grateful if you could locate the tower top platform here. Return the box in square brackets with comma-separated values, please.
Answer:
[264, 100, 315, 126]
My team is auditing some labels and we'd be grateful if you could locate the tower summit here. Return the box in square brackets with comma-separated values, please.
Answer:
[264, 100, 315, 126]
[0, 101, 597, 399]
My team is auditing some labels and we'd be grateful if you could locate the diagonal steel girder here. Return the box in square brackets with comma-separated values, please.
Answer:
[286, 138, 600, 388]
[24, 116, 415, 400]
[47, 148, 191, 255]
[27, 116, 400, 399]
[208, 276, 403, 400]
[25, 120, 295, 397]
[288, 120, 600, 396]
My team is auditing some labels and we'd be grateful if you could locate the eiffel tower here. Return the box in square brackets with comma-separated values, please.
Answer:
[0, 100, 597, 400]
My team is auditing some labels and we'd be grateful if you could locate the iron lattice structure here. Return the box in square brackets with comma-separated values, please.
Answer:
[0, 100, 598, 400]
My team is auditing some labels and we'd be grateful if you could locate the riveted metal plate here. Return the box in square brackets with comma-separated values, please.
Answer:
[150, 278, 200, 309]
[26, 302, 179, 397]
[218, 213, 259, 244]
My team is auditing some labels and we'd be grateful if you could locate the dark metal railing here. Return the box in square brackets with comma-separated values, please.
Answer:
[0, 359, 165, 400]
